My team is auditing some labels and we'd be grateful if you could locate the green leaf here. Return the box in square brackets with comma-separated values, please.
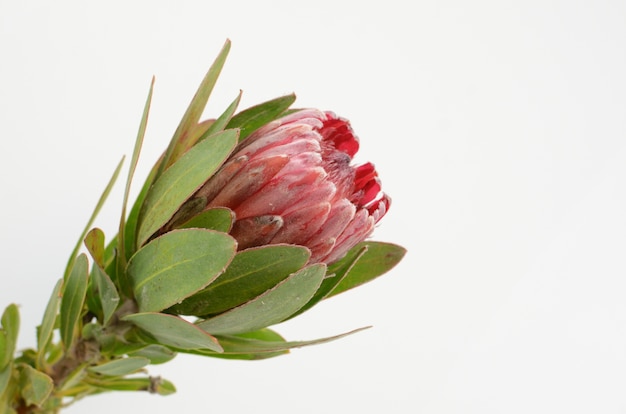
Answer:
[84, 228, 121, 325]
[0, 334, 6, 371]
[90, 265, 121, 325]
[127, 344, 176, 365]
[158, 39, 231, 174]
[56, 363, 88, 395]
[18, 364, 53, 407]
[327, 241, 407, 298]
[226, 94, 296, 142]
[136, 129, 239, 246]
[123, 159, 159, 263]
[122, 313, 222, 352]
[95, 332, 146, 357]
[196, 263, 326, 335]
[169, 244, 310, 317]
[60, 253, 89, 350]
[0, 304, 19, 370]
[84, 228, 106, 267]
[0, 363, 11, 398]
[117, 77, 154, 281]
[198, 91, 242, 141]
[154, 378, 177, 396]
[85, 376, 176, 395]
[287, 245, 369, 320]
[103, 234, 118, 278]
[88, 357, 150, 376]
[64, 157, 124, 281]
[182, 328, 287, 361]
[188, 327, 370, 360]
[177, 207, 234, 233]
[36, 279, 62, 370]
[128, 229, 237, 312]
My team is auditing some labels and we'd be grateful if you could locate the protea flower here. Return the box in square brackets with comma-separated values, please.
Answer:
[0, 40, 406, 414]
[172, 108, 390, 264]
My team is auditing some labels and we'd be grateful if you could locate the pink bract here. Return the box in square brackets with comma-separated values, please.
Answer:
[195, 109, 390, 263]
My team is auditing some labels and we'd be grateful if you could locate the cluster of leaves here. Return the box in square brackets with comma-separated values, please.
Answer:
[0, 40, 405, 413]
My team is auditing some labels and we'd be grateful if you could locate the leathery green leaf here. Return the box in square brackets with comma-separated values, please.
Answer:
[287, 245, 369, 320]
[36, 279, 62, 369]
[136, 129, 238, 246]
[327, 241, 407, 298]
[185, 327, 370, 361]
[0, 304, 19, 370]
[0, 362, 11, 397]
[177, 207, 234, 233]
[84, 227, 106, 267]
[123, 313, 222, 352]
[18, 364, 53, 407]
[91, 265, 120, 325]
[128, 229, 236, 312]
[85, 376, 175, 395]
[118, 77, 154, 269]
[226, 94, 296, 142]
[197, 263, 326, 335]
[158, 39, 231, 173]
[169, 244, 310, 317]
[64, 157, 124, 281]
[128, 344, 176, 365]
[198, 91, 242, 141]
[88, 357, 150, 376]
[84, 228, 120, 325]
[0, 334, 7, 373]
[60, 253, 89, 350]
[123, 157, 159, 262]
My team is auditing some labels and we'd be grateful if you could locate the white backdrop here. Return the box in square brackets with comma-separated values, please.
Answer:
[1, 1, 626, 413]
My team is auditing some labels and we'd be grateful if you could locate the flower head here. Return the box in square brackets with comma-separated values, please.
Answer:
[186, 109, 390, 263]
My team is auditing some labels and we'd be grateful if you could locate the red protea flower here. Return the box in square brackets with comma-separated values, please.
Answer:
[187, 109, 390, 263]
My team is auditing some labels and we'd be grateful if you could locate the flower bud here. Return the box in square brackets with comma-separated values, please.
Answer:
[175, 109, 390, 264]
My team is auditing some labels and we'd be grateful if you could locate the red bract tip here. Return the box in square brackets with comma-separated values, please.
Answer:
[321, 112, 360, 158]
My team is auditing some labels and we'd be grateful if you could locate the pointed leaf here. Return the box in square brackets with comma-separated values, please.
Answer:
[117, 77, 154, 279]
[85, 376, 175, 395]
[0, 334, 6, 370]
[91, 265, 120, 325]
[36, 279, 62, 369]
[327, 241, 407, 298]
[198, 91, 242, 141]
[158, 39, 231, 173]
[64, 157, 124, 281]
[197, 263, 326, 335]
[84, 228, 121, 325]
[181, 328, 288, 361]
[287, 245, 368, 320]
[0, 304, 19, 370]
[127, 344, 176, 365]
[186, 327, 370, 360]
[128, 229, 236, 312]
[154, 378, 177, 396]
[88, 357, 150, 376]
[0, 363, 11, 397]
[227, 94, 296, 142]
[169, 244, 310, 317]
[18, 364, 53, 407]
[60, 253, 89, 350]
[123, 313, 222, 352]
[123, 158, 160, 262]
[177, 207, 234, 233]
[137, 129, 239, 246]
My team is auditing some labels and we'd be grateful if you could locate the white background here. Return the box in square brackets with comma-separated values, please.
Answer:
[1, 1, 626, 413]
